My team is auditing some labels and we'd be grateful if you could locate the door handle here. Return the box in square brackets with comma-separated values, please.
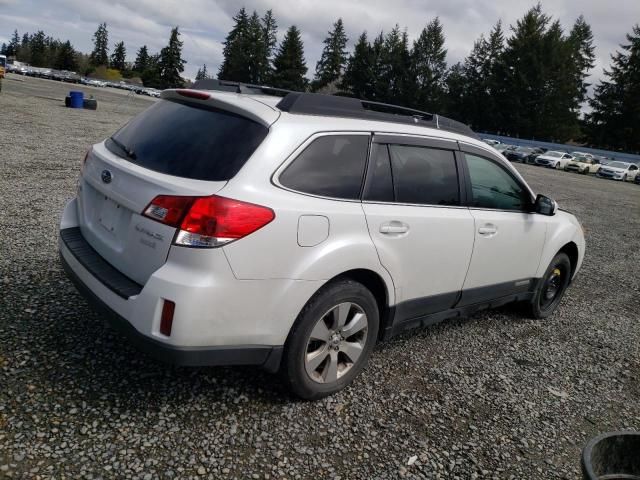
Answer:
[380, 221, 409, 234]
[478, 224, 498, 236]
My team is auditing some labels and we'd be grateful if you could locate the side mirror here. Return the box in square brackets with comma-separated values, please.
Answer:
[534, 194, 557, 216]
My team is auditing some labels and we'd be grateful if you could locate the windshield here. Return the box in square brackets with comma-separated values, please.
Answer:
[574, 156, 589, 162]
[515, 147, 533, 153]
[545, 151, 563, 158]
[606, 161, 629, 169]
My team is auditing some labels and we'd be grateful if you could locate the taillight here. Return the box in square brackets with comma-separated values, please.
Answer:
[142, 195, 275, 248]
[143, 195, 195, 226]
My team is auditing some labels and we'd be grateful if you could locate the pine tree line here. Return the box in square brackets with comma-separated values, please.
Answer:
[2, 24, 186, 89]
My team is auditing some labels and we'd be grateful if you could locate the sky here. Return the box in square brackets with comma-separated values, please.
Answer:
[1, 0, 639, 86]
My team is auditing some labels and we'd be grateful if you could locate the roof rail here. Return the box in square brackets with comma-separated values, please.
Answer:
[191, 79, 292, 97]
[276, 92, 478, 139]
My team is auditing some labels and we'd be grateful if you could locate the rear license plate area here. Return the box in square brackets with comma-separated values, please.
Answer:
[98, 197, 121, 234]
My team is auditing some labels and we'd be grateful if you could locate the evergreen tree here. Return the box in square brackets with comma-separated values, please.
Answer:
[411, 18, 448, 112]
[0, 43, 7, 56]
[340, 31, 376, 99]
[55, 40, 77, 71]
[376, 26, 412, 105]
[586, 25, 640, 151]
[141, 53, 161, 88]
[271, 25, 308, 91]
[134, 45, 150, 73]
[312, 18, 348, 91]
[110, 41, 127, 71]
[568, 15, 596, 105]
[195, 64, 209, 80]
[29, 31, 47, 67]
[17, 33, 31, 63]
[262, 9, 278, 80]
[443, 62, 468, 120]
[90, 22, 109, 67]
[158, 26, 186, 88]
[246, 11, 269, 83]
[7, 29, 20, 57]
[218, 7, 251, 82]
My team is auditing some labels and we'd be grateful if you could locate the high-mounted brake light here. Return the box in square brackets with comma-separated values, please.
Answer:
[175, 89, 210, 100]
[142, 195, 275, 248]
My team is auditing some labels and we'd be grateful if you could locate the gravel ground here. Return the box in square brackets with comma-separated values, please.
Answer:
[1, 74, 639, 480]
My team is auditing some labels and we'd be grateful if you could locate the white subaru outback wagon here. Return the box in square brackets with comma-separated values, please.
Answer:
[59, 81, 585, 399]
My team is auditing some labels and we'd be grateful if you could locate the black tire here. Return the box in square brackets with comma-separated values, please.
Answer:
[282, 279, 379, 400]
[64, 95, 71, 107]
[555, 163, 561, 170]
[622, 174, 627, 182]
[526, 252, 572, 319]
[83, 98, 97, 110]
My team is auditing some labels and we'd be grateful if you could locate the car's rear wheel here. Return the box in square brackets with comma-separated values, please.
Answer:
[282, 279, 379, 400]
[526, 253, 571, 319]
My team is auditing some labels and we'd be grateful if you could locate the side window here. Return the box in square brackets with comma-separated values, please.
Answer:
[279, 135, 369, 199]
[630, 165, 638, 171]
[464, 154, 531, 211]
[388, 145, 460, 206]
[363, 144, 394, 202]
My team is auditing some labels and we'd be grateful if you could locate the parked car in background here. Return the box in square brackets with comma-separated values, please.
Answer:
[596, 161, 639, 181]
[565, 155, 601, 174]
[505, 147, 544, 163]
[535, 151, 573, 169]
[495, 144, 516, 154]
[483, 139, 501, 146]
[570, 151, 594, 160]
[58, 87, 585, 399]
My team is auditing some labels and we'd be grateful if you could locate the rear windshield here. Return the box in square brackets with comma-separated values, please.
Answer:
[106, 99, 268, 181]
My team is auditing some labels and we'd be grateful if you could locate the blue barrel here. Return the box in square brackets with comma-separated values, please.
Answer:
[69, 91, 84, 108]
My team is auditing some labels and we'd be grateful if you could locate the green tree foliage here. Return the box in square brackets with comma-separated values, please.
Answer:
[134, 45, 150, 73]
[54, 40, 77, 71]
[312, 18, 348, 91]
[218, 8, 250, 82]
[218, 7, 277, 84]
[7, 30, 20, 57]
[110, 41, 127, 71]
[0, 43, 7, 55]
[195, 64, 209, 80]
[411, 18, 447, 112]
[586, 25, 640, 151]
[271, 25, 308, 91]
[158, 26, 186, 88]
[339, 32, 376, 99]
[29, 31, 47, 67]
[90, 22, 109, 67]
[375, 26, 412, 105]
[568, 15, 596, 105]
[141, 54, 161, 88]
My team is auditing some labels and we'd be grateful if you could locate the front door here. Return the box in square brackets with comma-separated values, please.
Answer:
[458, 151, 547, 305]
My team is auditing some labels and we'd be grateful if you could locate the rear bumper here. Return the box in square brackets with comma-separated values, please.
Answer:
[60, 251, 283, 370]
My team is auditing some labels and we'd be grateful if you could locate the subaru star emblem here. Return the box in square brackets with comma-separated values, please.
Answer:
[101, 170, 112, 184]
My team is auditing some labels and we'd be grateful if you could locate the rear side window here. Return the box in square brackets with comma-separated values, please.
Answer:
[279, 135, 369, 199]
[106, 99, 268, 181]
[388, 145, 460, 206]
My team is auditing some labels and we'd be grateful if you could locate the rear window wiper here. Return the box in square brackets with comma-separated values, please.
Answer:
[109, 137, 137, 160]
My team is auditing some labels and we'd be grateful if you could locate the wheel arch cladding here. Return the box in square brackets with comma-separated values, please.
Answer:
[331, 269, 391, 341]
[559, 241, 579, 280]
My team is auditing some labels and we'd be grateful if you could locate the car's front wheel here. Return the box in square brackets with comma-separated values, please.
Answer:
[282, 279, 379, 400]
[526, 253, 572, 319]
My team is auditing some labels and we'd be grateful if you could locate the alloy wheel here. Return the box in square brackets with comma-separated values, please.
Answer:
[304, 302, 368, 384]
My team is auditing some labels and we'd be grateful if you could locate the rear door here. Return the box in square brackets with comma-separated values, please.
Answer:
[361, 135, 475, 320]
[457, 146, 546, 305]
[78, 99, 269, 284]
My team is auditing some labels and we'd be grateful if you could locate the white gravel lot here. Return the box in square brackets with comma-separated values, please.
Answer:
[1, 74, 639, 480]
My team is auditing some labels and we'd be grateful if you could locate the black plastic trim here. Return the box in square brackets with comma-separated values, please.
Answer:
[60, 250, 284, 369]
[382, 279, 541, 340]
[373, 133, 458, 151]
[394, 291, 459, 320]
[60, 227, 142, 299]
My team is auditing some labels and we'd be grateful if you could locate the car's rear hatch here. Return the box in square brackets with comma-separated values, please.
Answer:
[76, 92, 276, 285]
